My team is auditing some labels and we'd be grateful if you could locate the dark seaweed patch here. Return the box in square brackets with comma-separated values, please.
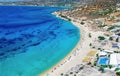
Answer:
[21, 34, 35, 39]
[7, 39, 15, 44]
[17, 38, 23, 41]
[31, 42, 40, 46]
[0, 19, 54, 29]
[0, 52, 4, 56]
[22, 44, 25, 46]
[12, 48, 18, 52]
[66, 29, 78, 36]
[37, 31, 41, 34]
[0, 37, 7, 42]
[5, 32, 14, 35]
[49, 31, 57, 39]
[28, 40, 32, 43]
[0, 46, 3, 48]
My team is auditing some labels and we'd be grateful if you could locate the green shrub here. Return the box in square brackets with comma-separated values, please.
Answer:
[89, 33, 92, 38]
[108, 65, 112, 69]
[80, 22, 85, 25]
[116, 72, 120, 75]
[99, 66, 105, 73]
[107, 26, 115, 31]
[79, 66, 84, 70]
[94, 62, 97, 66]
[109, 37, 113, 41]
[70, 72, 73, 74]
[116, 37, 119, 42]
[98, 36, 105, 40]
[89, 43, 92, 46]
[74, 74, 77, 76]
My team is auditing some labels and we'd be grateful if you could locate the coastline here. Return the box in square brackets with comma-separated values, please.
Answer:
[40, 11, 105, 76]
[40, 12, 86, 76]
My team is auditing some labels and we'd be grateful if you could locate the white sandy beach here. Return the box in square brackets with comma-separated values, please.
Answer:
[40, 12, 109, 76]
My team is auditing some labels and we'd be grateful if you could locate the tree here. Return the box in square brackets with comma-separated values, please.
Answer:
[96, 54, 98, 57]
[70, 72, 73, 74]
[116, 72, 120, 75]
[80, 22, 85, 25]
[61, 73, 63, 76]
[115, 68, 120, 71]
[89, 43, 92, 46]
[108, 65, 112, 69]
[94, 62, 97, 66]
[98, 36, 105, 40]
[116, 37, 119, 42]
[74, 74, 77, 76]
[108, 54, 110, 57]
[89, 33, 92, 38]
[99, 66, 105, 73]
[107, 26, 115, 31]
[98, 48, 101, 50]
[109, 37, 113, 41]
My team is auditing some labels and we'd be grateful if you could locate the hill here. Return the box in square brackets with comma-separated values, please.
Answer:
[58, 0, 120, 19]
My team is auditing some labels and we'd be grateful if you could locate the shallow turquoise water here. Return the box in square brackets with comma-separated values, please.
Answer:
[0, 6, 80, 76]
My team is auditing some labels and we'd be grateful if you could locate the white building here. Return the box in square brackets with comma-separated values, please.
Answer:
[98, 51, 107, 57]
[111, 34, 120, 42]
[104, 50, 113, 53]
[112, 43, 120, 49]
[116, 3, 120, 11]
[110, 54, 120, 67]
[112, 22, 120, 27]
[103, 26, 109, 30]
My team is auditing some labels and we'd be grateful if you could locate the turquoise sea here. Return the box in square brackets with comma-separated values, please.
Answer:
[0, 6, 80, 76]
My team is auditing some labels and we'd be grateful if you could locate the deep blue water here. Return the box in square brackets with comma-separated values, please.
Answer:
[0, 6, 80, 76]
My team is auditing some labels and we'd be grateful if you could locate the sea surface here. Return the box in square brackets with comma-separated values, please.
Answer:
[0, 6, 80, 76]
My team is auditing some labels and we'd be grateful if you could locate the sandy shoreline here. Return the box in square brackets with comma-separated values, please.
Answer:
[40, 12, 87, 76]
[40, 13, 85, 76]
[40, 12, 105, 76]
